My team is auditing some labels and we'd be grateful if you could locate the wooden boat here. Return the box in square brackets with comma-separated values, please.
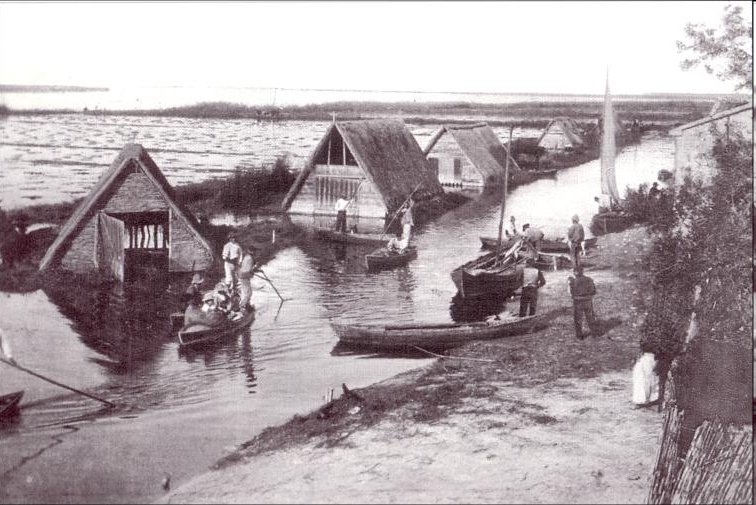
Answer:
[365, 246, 417, 271]
[178, 308, 255, 348]
[479, 236, 597, 253]
[451, 239, 526, 299]
[314, 228, 388, 247]
[332, 313, 547, 352]
[0, 391, 23, 419]
[591, 211, 633, 235]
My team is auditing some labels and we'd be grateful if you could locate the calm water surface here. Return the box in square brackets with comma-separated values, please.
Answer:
[0, 124, 672, 502]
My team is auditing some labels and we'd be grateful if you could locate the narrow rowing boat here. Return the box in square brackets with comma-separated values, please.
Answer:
[365, 246, 418, 271]
[0, 391, 23, 419]
[314, 228, 388, 246]
[178, 308, 255, 348]
[479, 236, 597, 253]
[332, 313, 547, 352]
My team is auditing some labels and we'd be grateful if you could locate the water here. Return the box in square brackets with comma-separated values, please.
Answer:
[0, 114, 541, 210]
[0, 121, 673, 502]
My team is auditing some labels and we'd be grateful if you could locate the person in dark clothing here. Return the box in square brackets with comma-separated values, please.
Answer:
[519, 258, 546, 317]
[568, 265, 598, 339]
[567, 214, 585, 268]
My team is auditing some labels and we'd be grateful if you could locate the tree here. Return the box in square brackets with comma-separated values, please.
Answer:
[676, 3, 753, 92]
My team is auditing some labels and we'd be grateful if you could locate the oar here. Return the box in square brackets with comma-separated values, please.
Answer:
[0, 358, 117, 408]
[379, 182, 422, 240]
[253, 269, 289, 302]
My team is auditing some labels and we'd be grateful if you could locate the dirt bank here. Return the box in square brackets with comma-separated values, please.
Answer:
[160, 226, 661, 503]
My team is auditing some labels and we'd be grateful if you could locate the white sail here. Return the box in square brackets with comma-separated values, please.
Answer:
[600, 74, 620, 204]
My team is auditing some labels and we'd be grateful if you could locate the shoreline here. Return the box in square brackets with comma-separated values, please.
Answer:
[160, 225, 663, 503]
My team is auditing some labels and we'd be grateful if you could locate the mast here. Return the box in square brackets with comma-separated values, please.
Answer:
[600, 70, 620, 205]
[496, 126, 514, 257]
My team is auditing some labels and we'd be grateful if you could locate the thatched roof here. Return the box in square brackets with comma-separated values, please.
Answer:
[537, 117, 585, 148]
[424, 123, 522, 176]
[39, 143, 213, 271]
[282, 119, 444, 211]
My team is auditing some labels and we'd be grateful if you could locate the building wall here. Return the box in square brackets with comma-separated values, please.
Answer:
[426, 133, 482, 187]
[672, 109, 752, 187]
[104, 171, 169, 213]
[169, 210, 213, 272]
[288, 164, 388, 219]
[60, 217, 97, 273]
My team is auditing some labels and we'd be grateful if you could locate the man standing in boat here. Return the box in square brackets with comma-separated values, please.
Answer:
[568, 265, 599, 340]
[519, 258, 546, 317]
[222, 233, 242, 291]
[567, 215, 585, 267]
[237, 244, 258, 314]
[334, 193, 353, 233]
[398, 197, 415, 251]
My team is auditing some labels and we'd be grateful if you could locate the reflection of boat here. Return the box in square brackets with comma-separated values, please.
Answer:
[332, 313, 547, 352]
[451, 239, 526, 299]
[479, 236, 597, 253]
[0, 391, 23, 420]
[314, 228, 388, 247]
[365, 246, 417, 271]
[178, 308, 255, 348]
[591, 72, 633, 235]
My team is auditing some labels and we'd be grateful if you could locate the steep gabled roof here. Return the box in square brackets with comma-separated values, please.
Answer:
[39, 143, 213, 271]
[537, 117, 585, 147]
[424, 123, 522, 177]
[282, 119, 444, 211]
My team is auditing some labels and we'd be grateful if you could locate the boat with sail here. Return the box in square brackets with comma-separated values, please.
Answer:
[591, 72, 633, 235]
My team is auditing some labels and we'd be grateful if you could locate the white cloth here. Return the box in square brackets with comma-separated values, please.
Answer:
[400, 223, 412, 249]
[632, 353, 659, 405]
[335, 198, 351, 212]
[222, 241, 242, 262]
[0, 328, 13, 361]
[223, 261, 237, 287]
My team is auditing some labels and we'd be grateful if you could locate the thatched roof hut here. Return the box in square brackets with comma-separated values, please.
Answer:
[282, 119, 443, 225]
[423, 123, 521, 188]
[537, 117, 585, 151]
[39, 144, 213, 281]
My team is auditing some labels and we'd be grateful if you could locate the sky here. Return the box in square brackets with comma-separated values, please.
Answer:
[0, 1, 751, 95]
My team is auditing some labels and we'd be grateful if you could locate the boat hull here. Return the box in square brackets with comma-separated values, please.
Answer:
[178, 308, 255, 348]
[479, 236, 597, 253]
[365, 246, 418, 271]
[0, 391, 23, 419]
[451, 240, 526, 299]
[332, 313, 547, 352]
[314, 228, 388, 246]
[590, 212, 632, 235]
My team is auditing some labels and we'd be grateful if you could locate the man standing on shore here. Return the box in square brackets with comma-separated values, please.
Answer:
[567, 214, 585, 267]
[519, 258, 546, 317]
[522, 223, 544, 251]
[568, 265, 598, 340]
[222, 233, 242, 290]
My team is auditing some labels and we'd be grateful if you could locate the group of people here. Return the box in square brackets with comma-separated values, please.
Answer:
[182, 232, 258, 329]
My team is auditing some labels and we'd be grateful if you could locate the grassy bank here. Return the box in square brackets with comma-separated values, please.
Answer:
[1, 98, 726, 129]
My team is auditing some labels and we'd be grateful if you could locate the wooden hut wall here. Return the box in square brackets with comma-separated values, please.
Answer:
[289, 167, 387, 219]
[103, 167, 169, 214]
[426, 132, 482, 187]
[539, 125, 571, 150]
[60, 218, 98, 273]
[169, 211, 213, 272]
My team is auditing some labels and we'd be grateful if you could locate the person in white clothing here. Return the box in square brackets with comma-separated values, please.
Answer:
[0, 327, 16, 365]
[222, 233, 242, 290]
[398, 198, 415, 250]
[334, 194, 353, 233]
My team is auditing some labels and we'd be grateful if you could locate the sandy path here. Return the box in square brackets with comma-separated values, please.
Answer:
[160, 370, 662, 504]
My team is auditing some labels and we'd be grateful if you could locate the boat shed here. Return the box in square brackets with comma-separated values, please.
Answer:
[423, 123, 520, 188]
[537, 117, 586, 151]
[282, 119, 444, 226]
[39, 143, 214, 281]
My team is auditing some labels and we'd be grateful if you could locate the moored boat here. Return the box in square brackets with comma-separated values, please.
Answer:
[365, 246, 418, 271]
[451, 238, 527, 299]
[332, 313, 547, 352]
[314, 228, 388, 247]
[178, 308, 255, 348]
[0, 391, 24, 420]
[479, 236, 597, 253]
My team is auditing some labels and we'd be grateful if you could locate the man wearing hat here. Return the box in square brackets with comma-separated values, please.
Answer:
[184, 272, 205, 300]
[222, 232, 242, 290]
[237, 244, 258, 313]
[567, 214, 585, 267]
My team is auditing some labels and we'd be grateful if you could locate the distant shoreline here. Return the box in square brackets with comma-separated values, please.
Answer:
[0, 97, 726, 128]
[0, 84, 109, 93]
